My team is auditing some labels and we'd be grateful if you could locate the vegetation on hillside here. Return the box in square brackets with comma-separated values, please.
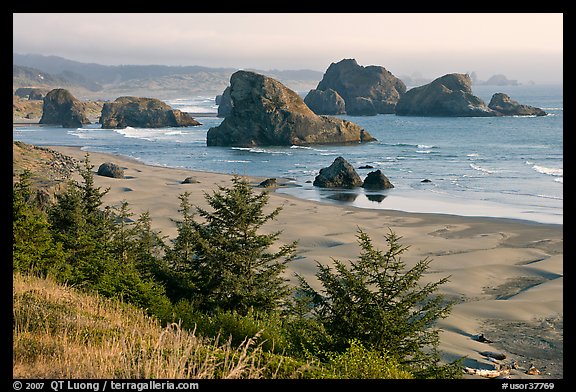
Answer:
[13, 153, 461, 379]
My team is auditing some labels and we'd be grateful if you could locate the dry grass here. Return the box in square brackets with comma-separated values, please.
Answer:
[13, 272, 271, 379]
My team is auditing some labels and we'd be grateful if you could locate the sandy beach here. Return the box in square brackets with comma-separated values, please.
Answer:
[45, 145, 563, 379]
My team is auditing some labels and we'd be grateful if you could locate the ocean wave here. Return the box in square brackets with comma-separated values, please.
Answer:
[382, 142, 421, 148]
[68, 129, 94, 139]
[415, 150, 431, 154]
[535, 193, 563, 200]
[231, 147, 292, 155]
[217, 159, 250, 163]
[165, 130, 186, 136]
[532, 164, 563, 176]
[290, 145, 331, 153]
[469, 163, 498, 174]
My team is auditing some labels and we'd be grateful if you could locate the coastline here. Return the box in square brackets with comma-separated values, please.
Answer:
[40, 145, 564, 379]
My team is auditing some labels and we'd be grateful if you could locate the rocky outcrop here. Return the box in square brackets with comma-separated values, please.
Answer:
[207, 71, 375, 147]
[303, 88, 346, 115]
[313, 157, 363, 188]
[478, 74, 519, 86]
[488, 93, 547, 116]
[305, 59, 406, 115]
[97, 162, 124, 178]
[216, 86, 234, 117]
[362, 170, 394, 190]
[99, 96, 201, 128]
[395, 73, 499, 117]
[14, 87, 49, 100]
[13, 141, 79, 209]
[258, 178, 278, 188]
[39, 88, 91, 128]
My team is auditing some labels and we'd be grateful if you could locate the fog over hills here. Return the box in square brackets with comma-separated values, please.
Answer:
[13, 53, 324, 100]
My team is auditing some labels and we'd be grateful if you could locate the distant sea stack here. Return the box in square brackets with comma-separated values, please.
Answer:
[395, 73, 499, 117]
[216, 86, 233, 117]
[99, 97, 201, 128]
[304, 59, 406, 116]
[39, 88, 91, 128]
[488, 93, 547, 116]
[206, 70, 376, 147]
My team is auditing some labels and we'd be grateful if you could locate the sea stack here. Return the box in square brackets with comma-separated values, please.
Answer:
[395, 73, 499, 117]
[304, 58, 406, 115]
[39, 88, 91, 128]
[99, 96, 201, 128]
[207, 71, 375, 147]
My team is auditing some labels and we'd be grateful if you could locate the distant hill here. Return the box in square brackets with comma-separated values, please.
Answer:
[13, 53, 323, 99]
[13, 65, 102, 93]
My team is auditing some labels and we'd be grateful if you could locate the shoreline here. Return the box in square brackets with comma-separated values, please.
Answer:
[40, 145, 563, 379]
[54, 142, 563, 227]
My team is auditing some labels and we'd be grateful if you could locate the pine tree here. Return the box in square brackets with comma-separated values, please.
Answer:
[166, 176, 297, 315]
[48, 154, 114, 287]
[13, 170, 65, 276]
[296, 228, 458, 377]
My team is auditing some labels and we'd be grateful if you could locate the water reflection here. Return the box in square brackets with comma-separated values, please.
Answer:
[326, 192, 359, 202]
[365, 194, 387, 203]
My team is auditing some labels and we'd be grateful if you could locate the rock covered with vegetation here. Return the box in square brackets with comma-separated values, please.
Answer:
[207, 71, 376, 147]
[99, 96, 201, 128]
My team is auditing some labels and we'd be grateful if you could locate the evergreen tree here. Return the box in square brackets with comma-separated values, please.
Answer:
[295, 228, 458, 377]
[48, 155, 114, 286]
[108, 201, 173, 318]
[13, 170, 65, 276]
[165, 176, 297, 315]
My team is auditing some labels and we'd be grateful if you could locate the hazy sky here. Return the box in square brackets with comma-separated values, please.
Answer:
[13, 13, 563, 83]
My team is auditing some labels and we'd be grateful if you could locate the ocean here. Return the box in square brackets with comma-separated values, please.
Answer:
[13, 84, 563, 225]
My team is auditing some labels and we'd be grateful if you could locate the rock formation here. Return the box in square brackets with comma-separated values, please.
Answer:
[303, 88, 346, 115]
[97, 162, 124, 178]
[362, 170, 394, 190]
[14, 87, 49, 100]
[305, 59, 406, 115]
[216, 86, 234, 117]
[207, 71, 375, 147]
[395, 73, 499, 117]
[488, 93, 547, 116]
[13, 141, 78, 208]
[258, 178, 278, 188]
[99, 97, 201, 128]
[39, 88, 91, 128]
[313, 157, 363, 188]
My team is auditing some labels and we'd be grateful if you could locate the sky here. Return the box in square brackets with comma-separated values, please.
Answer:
[13, 13, 563, 83]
